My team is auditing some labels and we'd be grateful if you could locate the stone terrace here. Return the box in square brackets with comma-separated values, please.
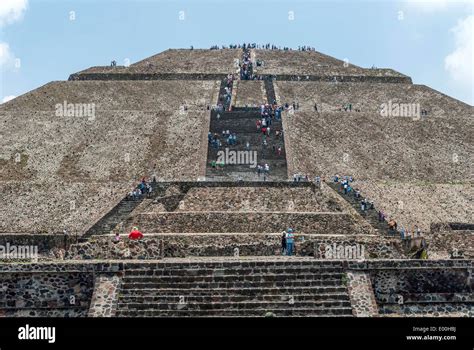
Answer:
[283, 110, 472, 182]
[173, 186, 343, 212]
[254, 49, 410, 80]
[0, 80, 219, 233]
[276, 81, 472, 235]
[1, 259, 471, 317]
[354, 181, 473, 233]
[124, 183, 370, 235]
[1, 80, 219, 112]
[277, 83, 473, 183]
[71, 49, 241, 77]
[234, 80, 267, 106]
[275, 81, 472, 116]
[0, 181, 128, 234]
[66, 233, 404, 259]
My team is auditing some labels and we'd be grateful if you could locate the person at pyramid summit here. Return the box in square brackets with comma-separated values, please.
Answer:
[129, 227, 144, 240]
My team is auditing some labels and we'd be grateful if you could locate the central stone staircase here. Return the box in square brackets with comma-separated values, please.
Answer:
[206, 109, 287, 181]
[116, 259, 353, 317]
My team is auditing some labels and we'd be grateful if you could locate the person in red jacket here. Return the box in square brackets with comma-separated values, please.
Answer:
[128, 227, 143, 240]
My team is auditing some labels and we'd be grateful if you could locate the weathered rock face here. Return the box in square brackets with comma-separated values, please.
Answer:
[427, 230, 474, 259]
[275, 80, 473, 235]
[130, 212, 364, 234]
[65, 237, 163, 260]
[0, 80, 220, 234]
[346, 272, 379, 317]
[172, 186, 342, 212]
[234, 80, 266, 106]
[1, 48, 472, 241]
[371, 268, 473, 317]
[88, 274, 122, 317]
[1, 259, 471, 318]
[71, 49, 242, 77]
[64, 234, 404, 259]
[353, 182, 473, 233]
[0, 271, 93, 317]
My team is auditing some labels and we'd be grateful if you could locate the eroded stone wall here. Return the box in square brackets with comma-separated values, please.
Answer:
[88, 274, 122, 317]
[65, 234, 404, 259]
[129, 212, 365, 234]
[371, 268, 473, 317]
[0, 271, 93, 317]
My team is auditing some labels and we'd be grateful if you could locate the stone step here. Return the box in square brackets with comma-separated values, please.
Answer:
[0, 307, 89, 317]
[124, 266, 345, 276]
[208, 133, 284, 146]
[207, 148, 286, 159]
[119, 286, 348, 297]
[130, 211, 353, 234]
[122, 272, 344, 283]
[118, 293, 350, 303]
[118, 300, 352, 311]
[121, 279, 345, 290]
[0, 300, 90, 308]
[206, 163, 288, 174]
[210, 111, 261, 119]
[122, 259, 346, 269]
[204, 173, 287, 182]
[115, 306, 354, 317]
[210, 121, 283, 133]
[85, 196, 144, 237]
[0, 305, 89, 310]
[379, 303, 473, 316]
[378, 292, 474, 304]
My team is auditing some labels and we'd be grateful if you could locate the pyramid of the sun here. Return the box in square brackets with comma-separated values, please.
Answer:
[0, 48, 472, 235]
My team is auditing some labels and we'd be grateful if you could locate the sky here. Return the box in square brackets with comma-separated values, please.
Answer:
[0, 0, 473, 105]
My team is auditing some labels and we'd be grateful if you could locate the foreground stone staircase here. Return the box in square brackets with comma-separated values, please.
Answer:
[116, 260, 353, 317]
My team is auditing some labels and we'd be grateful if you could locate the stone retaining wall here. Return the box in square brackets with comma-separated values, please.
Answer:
[88, 274, 122, 317]
[0, 234, 77, 253]
[0, 270, 93, 317]
[130, 212, 365, 234]
[64, 234, 404, 259]
[346, 272, 379, 317]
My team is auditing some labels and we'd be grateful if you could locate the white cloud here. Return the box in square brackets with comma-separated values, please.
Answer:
[404, 0, 464, 12]
[445, 15, 474, 87]
[0, 42, 14, 66]
[2, 95, 16, 103]
[0, 0, 28, 27]
[0, 1, 28, 68]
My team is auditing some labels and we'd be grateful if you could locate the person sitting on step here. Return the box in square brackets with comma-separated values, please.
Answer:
[128, 227, 143, 240]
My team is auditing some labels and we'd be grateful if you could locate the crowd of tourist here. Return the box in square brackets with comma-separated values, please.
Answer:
[221, 74, 235, 110]
[127, 177, 154, 200]
[209, 71, 288, 179]
[209, 43, 318, 51]
[240, 47, 253, 80]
